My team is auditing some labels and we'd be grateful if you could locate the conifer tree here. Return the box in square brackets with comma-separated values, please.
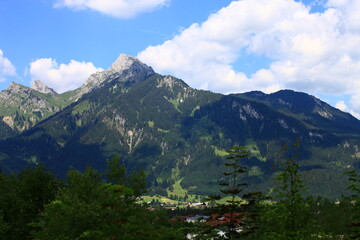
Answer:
[203, 146, 263, 240]
[255, 141, 314, 240]
[345, 169, 360, 239]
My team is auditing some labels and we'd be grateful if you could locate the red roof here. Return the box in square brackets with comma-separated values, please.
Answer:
[207, 213, 246, 227]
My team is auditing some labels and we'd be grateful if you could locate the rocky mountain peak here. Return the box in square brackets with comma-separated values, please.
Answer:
[31, 80, 57, 94]
[110, 54, 154, 77]
[6, 81, 27, 93]
[77, 54, 155, 99]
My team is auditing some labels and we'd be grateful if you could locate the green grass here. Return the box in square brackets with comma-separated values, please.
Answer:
[245, 139, 267, 162]
[212, 146, 229, 157]
[76, 119, 82, 127]
[72, 100, 90, 115]
[248, 166, 264, 177]
[215, 196, 246, 205]
[143, 187, 250, 205]
[211, 141, 266, 160]
[142, 195, 178, 204]
[166, 179, 199, 202]
[147, 121, 154, 128]
[190, 106, 200, 117]
[218, 132, 224, 139]
[157, 128, 170, 133]
[168, 98, 182, 113]
[168, 179, 187, 196]
[27, 155, 38, 164]
[59, 89, 78, 101]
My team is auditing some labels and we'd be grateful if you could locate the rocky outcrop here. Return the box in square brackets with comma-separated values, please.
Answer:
[0, 82, 67, 133]
[31, 80, 57, 94]
[0, 54, 156, 135]
[110, 54, 155, 79]
[75, 54, 155, 99]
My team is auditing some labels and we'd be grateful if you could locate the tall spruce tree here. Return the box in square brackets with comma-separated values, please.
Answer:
[255, 141, 314, 240]
[202, 146, 264, 240]
[345, 169, 360, 239]
[220, 146, 249, 239]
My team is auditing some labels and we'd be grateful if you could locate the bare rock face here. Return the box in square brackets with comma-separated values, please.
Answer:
[77, 70, 115, 98]
[0, 82, 65, 132]
[0, 54, 156, 133]
[77, 54, 155, 98]
[110, 54, 155, 78]
[0, 82, 29, 100]
[31, 80, 57, 94]
[5, 81, 26, 94]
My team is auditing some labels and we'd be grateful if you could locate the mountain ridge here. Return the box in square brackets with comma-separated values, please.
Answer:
[0, 54, 359, 199]
[31, 80, 57, 94]
[0, 54, 156, 135]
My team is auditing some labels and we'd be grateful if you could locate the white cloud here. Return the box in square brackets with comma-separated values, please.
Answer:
[29, 58, 103, 93]
[335, 100, 347, 111]
[350, 111, 360, 119]
[138, 0, 360, 117]
[54, 0, 170, 19]
[0, 49, 16, 82]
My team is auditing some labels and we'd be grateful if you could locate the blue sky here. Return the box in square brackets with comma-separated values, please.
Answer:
[0, 0, 229, 85]
[1, 0, 360, 118]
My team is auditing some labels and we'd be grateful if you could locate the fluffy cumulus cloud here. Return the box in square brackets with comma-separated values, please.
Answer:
[54, 0, 170, 19]
[138, 0, 360, 117]
[0, 49, 16, 82]
[336, 100, 348, 111]
[29, 58, 103, 93]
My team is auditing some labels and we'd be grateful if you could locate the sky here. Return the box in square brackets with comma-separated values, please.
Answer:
[1, 0, 360, 118]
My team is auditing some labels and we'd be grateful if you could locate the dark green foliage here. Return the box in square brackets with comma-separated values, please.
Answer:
[345, 169, 360, 239]
[0, 210, 8, 235]
[0, 83, 74, 139]
[239, 90, 360, 135]
[128, 169, 147, 196]
[0, 156, 186, 240]
[32, 167, 107, 239]
[202, 147, 264, 240]
[1, 71, 360, 199]
[307, 196, 352, 237]
[0, 165, 62, 239]
[253, 141, 315, 240]
[218, 146, 249, 239]
[0, 145, 360, 239]
[105, 154, 126, 185]
[106, 154, 147, 196]
[0, 121, 18, 140]
[32, 166, 183, 240]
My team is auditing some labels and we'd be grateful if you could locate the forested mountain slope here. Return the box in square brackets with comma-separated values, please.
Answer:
[0, 54, 359, 199]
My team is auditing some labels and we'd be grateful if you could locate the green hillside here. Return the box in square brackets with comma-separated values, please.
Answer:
[0, 56, 359, 199]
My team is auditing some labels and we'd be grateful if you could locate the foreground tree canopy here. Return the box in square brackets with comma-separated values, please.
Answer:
[0, 145, 360, 239]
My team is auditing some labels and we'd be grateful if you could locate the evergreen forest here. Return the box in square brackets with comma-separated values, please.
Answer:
[1, 142, 360, 240]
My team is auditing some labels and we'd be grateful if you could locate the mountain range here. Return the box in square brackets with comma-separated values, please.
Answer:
[0, 54, 359, 199]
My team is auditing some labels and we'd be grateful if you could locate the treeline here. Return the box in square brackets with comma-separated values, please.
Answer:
[197, 143, 358, 240]
[0, 144, 360, 240]
[0, 155, 184, 240]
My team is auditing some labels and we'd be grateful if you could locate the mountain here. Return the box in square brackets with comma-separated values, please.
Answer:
[0, 54, 359, 199]
[0, 81, 73, 137]
[236, 90, 360, 135]
[31, 80, 57, 94]
[0, 54, 154, 138]
[68, 53, 156, 101]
